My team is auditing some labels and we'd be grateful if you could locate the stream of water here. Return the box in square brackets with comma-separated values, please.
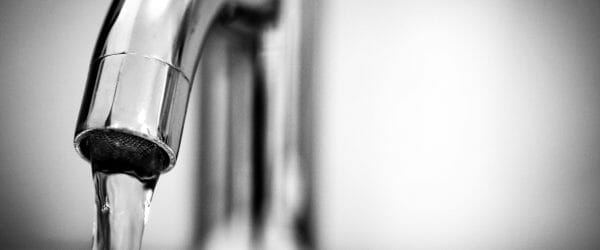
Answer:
[92, 165, 159, 250]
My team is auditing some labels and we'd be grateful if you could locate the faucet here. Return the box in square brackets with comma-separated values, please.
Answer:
[73, 0, 313, 248]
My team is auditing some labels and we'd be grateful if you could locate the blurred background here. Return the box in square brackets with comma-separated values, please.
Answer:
[1, 0, 600, 249]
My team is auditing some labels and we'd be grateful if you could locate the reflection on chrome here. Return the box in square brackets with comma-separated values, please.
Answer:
[74, 0, 313, 248]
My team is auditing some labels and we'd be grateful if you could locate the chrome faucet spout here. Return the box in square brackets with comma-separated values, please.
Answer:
[74, 0, 276, 177]
[74, 0, 312, 248]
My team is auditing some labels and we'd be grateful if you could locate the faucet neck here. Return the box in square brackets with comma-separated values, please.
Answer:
[75, 0, 278, 170]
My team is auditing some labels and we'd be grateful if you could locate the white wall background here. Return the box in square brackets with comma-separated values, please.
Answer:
[317, 1, 600, 249]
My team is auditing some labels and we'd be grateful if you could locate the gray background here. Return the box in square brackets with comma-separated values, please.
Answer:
[1, 0, 600, 249]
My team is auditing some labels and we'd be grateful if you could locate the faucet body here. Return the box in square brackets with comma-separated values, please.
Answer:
[74, 0, 312, 248]
[75, 0, 274, 173]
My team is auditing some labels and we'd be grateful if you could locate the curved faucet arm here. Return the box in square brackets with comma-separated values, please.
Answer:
[94, 0, 223, 81]
[74, 0, 276, 174]
[73, 0, 313, 248]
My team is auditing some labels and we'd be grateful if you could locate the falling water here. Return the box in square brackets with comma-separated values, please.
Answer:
[91, 162, 159, 250]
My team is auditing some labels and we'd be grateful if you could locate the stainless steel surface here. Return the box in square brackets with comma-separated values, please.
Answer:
[74, 0, 311, 248]
[193, 0, 311, 248]
[74, 0, 277, 170]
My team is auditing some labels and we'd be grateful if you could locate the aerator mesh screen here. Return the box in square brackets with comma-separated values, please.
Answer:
[79, 130, 170, 179]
